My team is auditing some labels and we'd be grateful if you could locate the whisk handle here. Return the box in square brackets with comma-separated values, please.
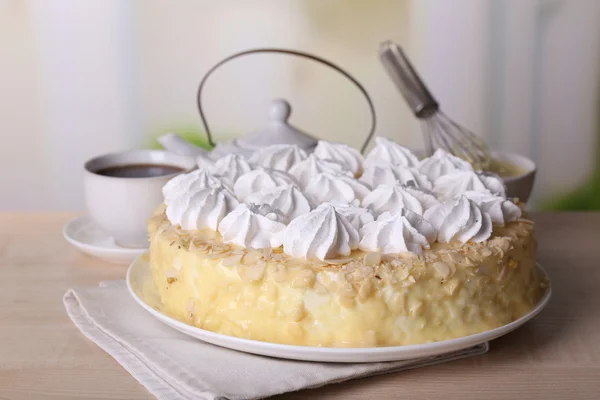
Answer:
[379, 41, 439, 119]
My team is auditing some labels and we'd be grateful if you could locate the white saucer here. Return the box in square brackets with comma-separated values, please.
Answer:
[126, 253, 552, 363]
[63, 216, 146, 264]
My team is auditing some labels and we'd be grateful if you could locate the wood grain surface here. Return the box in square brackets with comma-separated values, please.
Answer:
[0, 212, 599, 399]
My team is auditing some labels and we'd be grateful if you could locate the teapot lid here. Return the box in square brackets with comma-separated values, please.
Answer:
[235, 99, 317, 150]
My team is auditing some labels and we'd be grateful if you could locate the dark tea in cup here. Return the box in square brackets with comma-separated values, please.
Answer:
[96, 164, 185, 178]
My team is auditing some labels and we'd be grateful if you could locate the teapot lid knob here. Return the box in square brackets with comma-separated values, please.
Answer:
[235, 98, 318, 150]
[268, 99, 291, 122]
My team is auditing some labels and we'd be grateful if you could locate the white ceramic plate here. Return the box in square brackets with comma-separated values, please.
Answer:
[63, 216, 146, 264]
[127, 253, 551, 363]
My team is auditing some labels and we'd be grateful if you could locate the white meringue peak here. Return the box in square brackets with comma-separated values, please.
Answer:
[317, 203, 375, 231]
[313, 140, 364, 176]
[462, 191, 521, 226]
[166, 184, 239, 231]
[433, 170, 506, 200]
[283, 204, 359, 261]
[233, 168, 298, 201]
[209, 154, 253, 187]
[423, 195, 493, 243]
[245, 184, 312, 224]
[218, 203, 286, 249]
[362, 184, 439, 217]
[418, 148, 473, 181]
[364, 137, 420, 169]
[359, 165, 432, 190]
[304, 172, 371, 206]
[288, 154, 349, 189]
[248, 144, 308, 172]
[359, 209, 436, 254]
[162, 168, 227, 205]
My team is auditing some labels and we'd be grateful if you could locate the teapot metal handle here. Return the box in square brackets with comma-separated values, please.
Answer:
[197, 48, 377, 154]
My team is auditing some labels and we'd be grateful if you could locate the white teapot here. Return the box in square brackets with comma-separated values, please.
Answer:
[157, 48, 376, 162]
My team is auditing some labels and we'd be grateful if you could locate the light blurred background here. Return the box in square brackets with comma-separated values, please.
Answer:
[1, 0, 599, 211]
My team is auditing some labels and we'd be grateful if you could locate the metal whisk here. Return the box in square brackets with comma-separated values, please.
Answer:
[379, 41, 492, 171]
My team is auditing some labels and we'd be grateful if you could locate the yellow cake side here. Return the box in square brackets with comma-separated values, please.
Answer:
[148, 209, 544, 347]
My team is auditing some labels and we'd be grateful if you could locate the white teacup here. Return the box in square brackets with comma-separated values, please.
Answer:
[84, 150, 196, 248]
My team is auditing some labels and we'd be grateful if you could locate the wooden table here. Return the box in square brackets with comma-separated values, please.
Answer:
[1, 212, 599, 399]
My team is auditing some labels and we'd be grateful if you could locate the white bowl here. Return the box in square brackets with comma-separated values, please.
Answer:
[414, 149, 536, 202]
[491, 151, 536, 202]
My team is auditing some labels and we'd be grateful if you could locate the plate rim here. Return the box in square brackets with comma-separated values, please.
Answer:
[63, 215, 146, 256]
[126, 252, 552, 362]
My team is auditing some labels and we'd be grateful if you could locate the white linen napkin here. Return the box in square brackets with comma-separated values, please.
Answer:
[64, 281, 488, 400]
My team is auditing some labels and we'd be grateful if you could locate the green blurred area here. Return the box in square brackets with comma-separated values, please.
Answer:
[541, 98, 600, 211]
[540, 173, 600, 211]
[149, 126, 214, 151]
